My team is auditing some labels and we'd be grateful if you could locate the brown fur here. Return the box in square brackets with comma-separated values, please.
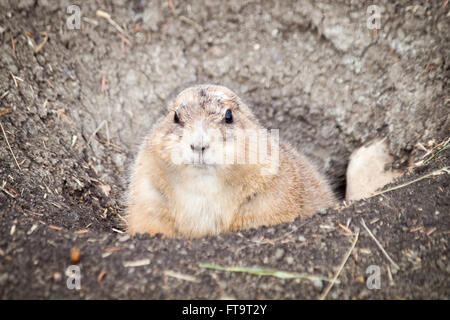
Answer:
[126, 85, 336, 238]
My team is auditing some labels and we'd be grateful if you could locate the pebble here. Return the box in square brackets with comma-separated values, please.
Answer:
[70, 247, 81, 264]
[311, 279, 323, 290]
[274, 248, 285, 260]
[119, 235, 130, 242]
[53, 272, 62, 281]
[285, 256, 294, 265]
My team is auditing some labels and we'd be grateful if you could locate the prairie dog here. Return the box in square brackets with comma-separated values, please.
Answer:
[346, 138, 402, 201]
[126, 85, 336, 238]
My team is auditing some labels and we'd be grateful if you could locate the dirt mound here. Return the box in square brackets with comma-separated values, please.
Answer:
[0, 0, 449, 299]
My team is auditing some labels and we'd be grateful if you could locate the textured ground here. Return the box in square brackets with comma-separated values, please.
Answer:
[0, 0, 449, 299]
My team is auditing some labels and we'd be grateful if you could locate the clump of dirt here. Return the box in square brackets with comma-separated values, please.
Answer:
[0, 0, 449, 299]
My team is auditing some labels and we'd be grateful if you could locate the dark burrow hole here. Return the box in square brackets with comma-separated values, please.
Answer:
[331, 171, 347, 200]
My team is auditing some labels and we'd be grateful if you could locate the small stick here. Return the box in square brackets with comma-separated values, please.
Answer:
[9, 71, 18, 87]
[34, 32, 48, 54]
[82, 17, 99, 26]
[164, 270, 199, 283]
[45, 79, 54, 88]
[87, 120, 107, 145]
[116, 213, 127, 223]
[10, 35, 16, 53]
[409, 226, 424, 232]
[0, 91, 9, 100]
[426, 227, 437, 236]
[48, 225, 63, 231]
[415, 142, 429, 153]
[414, 137, 449, 166]
[0, 122, 21, 171]
[74, 229, 89, 234]
[105, 121, 110, 145]
[318, 230, 359, 300]
[118, 33, 131, 46]
[101, 75, 106, 93]
[97, 269, 107, 282]
[179, 15, 203, 32]
[422, 143, 449, 165]
[0, 108, 12, 116]
[96, 137, 123, 151]
[371, 167, 449, 197]
[338, 222, 353, 235]
[360, 218, 399, 270]
[1, 181, 17, 198]
[123, 259, 150, 267]
[96, 10, 129, 39]
[168, 0, 174, 11]
[387, 265, 395, 286]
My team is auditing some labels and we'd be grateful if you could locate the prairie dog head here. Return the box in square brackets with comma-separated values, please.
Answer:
[150, 85, 277, 174]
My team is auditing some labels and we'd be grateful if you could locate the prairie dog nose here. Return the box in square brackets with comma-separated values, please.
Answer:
[190, 121, 210, 153]
[190, 143, 209, 152]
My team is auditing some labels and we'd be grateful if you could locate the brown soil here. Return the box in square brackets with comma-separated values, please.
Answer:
[0, 0, 449, 299]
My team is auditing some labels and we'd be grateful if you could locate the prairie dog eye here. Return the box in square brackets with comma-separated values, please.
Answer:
[225, 109, 233, 124]
[174, 112, 180, 124]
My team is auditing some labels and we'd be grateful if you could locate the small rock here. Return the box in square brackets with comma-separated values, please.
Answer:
[119, 234, 130, 242]
[53, 272, 62, 281]
[0, 273, 8, 286]
[285, 256, 294, 265]
[274, 248, 285, 260]
[70, 247, 81, 264]
[436, 259, 446, 271]
[311, 278, 323, 290]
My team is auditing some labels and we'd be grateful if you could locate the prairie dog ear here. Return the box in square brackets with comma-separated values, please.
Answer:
[167, 101, 176, 113]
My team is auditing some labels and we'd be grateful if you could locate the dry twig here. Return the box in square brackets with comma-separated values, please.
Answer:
[371, 167, 449, 197]
[360, 218, 399, 270]
[0, 122, 21, 171]
[318, 230, 359, 300]
[96, 10, 130, 39]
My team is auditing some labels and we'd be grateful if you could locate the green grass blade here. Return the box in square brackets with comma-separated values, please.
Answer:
[199, 263, 338, 283]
